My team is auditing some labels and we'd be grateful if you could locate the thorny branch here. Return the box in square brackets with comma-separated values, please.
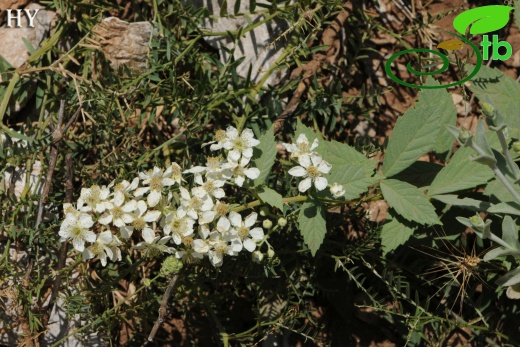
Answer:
[148, 274, 180, 342]
[273, 1, 353, 134]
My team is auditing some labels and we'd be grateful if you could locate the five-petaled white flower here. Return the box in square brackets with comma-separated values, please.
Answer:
[119, 200, 161, 239]
[135, 166, 177, 207]
[98, 199, 137, 228]
[178, 187, 214, 220]
[288, 153, 331, 192]
[229, 211, 264, 252]
[161, 210, 195, 245]
[77, 184, 112, 213]
[133, 235, 175, 258]
[112, 178, 139, 206]
[82, 230, 114, 266]
[222, 127, 260, 164]
[59, 212, 96, 252]
[282, 134, 318, 160]
[223, 161, 260, 187]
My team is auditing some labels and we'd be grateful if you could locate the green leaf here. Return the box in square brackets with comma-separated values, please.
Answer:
[502, 215, 520, 249]
[496, 267, 520, 287]
[380, 179, 440, 225]
[431, 194, 492, 212]
[317, 139, 368, 165]
[257, 186, 284, 212]
[382, 79, 455, 177]
[393, 161, 443, 188]
[298, 199, 327, 256]
[380, 217, 416, 256]
[252, 124, 276, 185]
[516, 1, 520, 34]
[428, 146, 494, 196]
[467, 64, 520, 131]
[327, 162, 378, 200]
[488, 202, 520, 216]
[485, 179, 520, 203]
[453, 5, 513, 35]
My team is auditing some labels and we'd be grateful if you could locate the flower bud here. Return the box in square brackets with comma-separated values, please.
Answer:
[458, 128, 473, 145]
[262, 219, 273, 229]
[267, 249, 275, 258]
[160, 256, 183, 277]
[481, 102, 495, 119]
[330, 183, 345, 198]
[259, 206, 270, 217]
[469, 214, 485, 228]
[513, 142, 520, 154]
[143, 278, 151, 287]
[277, 217, 287, 227]
[252, 251, 264, 263]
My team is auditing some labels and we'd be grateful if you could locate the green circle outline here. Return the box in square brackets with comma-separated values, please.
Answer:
[385, 32, 483, 89]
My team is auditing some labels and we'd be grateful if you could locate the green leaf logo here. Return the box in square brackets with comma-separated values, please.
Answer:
[453, 5, 513, 35]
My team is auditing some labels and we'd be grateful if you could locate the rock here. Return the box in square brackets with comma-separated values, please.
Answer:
[92, 17, 156, 71]
[184, 0, 290, 86]
[0, 2, 56, 112]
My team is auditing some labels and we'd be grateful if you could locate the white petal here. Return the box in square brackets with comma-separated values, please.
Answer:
[298, 155, 311, 168]
[310, 138, 319, 151]
[244, 212, 257, 227]
[142, 228, 155, 244]
[134, 187, 149, 197]
[73, 237, 85, 252]
[235, 176, 245, 186]
[242, 147, 253, 159]
[243, 238, 256, 252]
[228, 150, 241, 162]
[83, 230, 97, 243]
[122, 200, 137, 212]
[147, 190, 161, 207]
[318, 160, 332, 174]
[193, 239, 209, 253]
[310, 153, 323, 166]
[212, 189, 226, 199]
[244, 167, 260, 179]
[79, 214, 94, 228]
[298, 177, 312, 192]
[288, 166, 306, 177]
[162, 178, 176, 186]
[144, 210, 161, 222]
[229, 212, 242, 227]
[249, 227, 264, 240]
[98, 213, 112, 225]
[120, 226, 134, 239]
[98, 231, 113, 244]
[314, 177, 328, 191]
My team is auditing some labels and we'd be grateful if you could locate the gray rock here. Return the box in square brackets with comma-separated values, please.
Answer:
[185, 0, 290, 86]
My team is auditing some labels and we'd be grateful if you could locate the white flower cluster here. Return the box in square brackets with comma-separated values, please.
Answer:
[283, 134, 345, 198]
[59, 126, 265, 267]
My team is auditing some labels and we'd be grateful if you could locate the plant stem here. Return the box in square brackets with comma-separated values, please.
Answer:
[148, 273, 180, 342]
[497, 129, 520, 179]
[491, 164, 520, 204]
[231, 195, 308, 213]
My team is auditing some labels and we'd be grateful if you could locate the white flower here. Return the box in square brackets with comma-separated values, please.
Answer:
[282, 134, 318, 160]
[135, 166, 176, 207]
[59, 213, 96, 252]
[203, 129, 228, 151]
[112, 178, 139, 206]
[82, 231, 114, 266]
[229, 211, 264, 252]
[98, 199, 137, 228]
[178, 187, 214, 220]
[207, 231, 242, 267]
[133, 235, 175, 258]
[192, 174, 226, 200]
[161, 210, 195, 245]
[119, 200, 161, 239]
[77, 184, 112, 213]
[223, 161, 260, 187]
[330, 183, 345, 198]
[288, 153, 331, 192]
[170, 162, 184, 185]
[222, 127, 260, 164]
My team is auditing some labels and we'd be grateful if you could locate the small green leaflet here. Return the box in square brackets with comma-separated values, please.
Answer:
[382, 78, 456, 177]
[298, 199, 327, 256]
[381, 179, 440, 225]
[257, 186, 284, 212]
[380, 217, 416, 256]
[252, 124, 277, 185]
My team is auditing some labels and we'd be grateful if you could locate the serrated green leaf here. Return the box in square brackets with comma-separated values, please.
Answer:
[393, 161, 443, 188]
[467, 64, 520, 131]
[298, 199, 327, 256]
[257, 186, 284, 211]
[431, 194, 492, 212]
[381, 179, 440, 225]
[380, 217, 416, 256]
[317, 140, 368, 165]
[252, 124, 276, 185]
[382, 79, 455, 177]
[428, 146, 494, 196]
